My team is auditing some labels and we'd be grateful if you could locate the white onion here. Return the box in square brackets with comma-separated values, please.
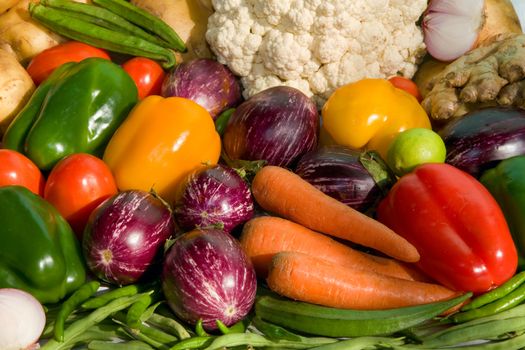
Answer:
[422, 0, 485, 62]
[0, 288, 46, 350]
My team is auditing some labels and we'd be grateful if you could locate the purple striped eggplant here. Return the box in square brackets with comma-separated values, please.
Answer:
[83, 190, 175, 285]
[161, 58, 242, 120]
[439, 107, 525, 177]
[222, 86, 319, 167]
[295, 145, 385, 212]
[174, 164, 254, 233]
[162, 229, 257, 331]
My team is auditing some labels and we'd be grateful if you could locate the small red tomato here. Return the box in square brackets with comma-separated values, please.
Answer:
[44, 153, 118, 238]
[0, 149, 45, 195]
[388, 76, 422, 102]
[122, 57, 166, 99]
[27, 41, 111, 85]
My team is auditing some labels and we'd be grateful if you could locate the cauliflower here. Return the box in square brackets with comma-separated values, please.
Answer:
[206, 0, 427, 106]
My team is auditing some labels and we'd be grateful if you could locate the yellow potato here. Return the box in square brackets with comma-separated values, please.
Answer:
[0, 0, 19, 15]
[0, 48, 34, 134]
[130, 0, 214, 62]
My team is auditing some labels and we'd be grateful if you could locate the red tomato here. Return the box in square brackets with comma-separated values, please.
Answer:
[44, 153, 118, 238]
[388, 76, 422, 102]
[27, 41, 111, 85]
[122, 57, 166, 99]
[0, 149, 45, 195]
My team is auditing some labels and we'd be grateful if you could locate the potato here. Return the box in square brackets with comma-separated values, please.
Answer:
[0, 0, 19, 15]
[129, 0, 214, 62]
[0, 48, 34, 134]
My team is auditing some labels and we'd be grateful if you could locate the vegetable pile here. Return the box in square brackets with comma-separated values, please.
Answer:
[2, 0, 525, 349]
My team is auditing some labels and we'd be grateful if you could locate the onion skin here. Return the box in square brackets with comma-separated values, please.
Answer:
[223, 86, 319, 167]
[161, 58, 242, 120]
[439, 107, 525, 177]
[295, 145, 383, 212]
[162, 229, 257, 331]
[174, 164, 254, 232]
[83, 190, 175, 286]
[0, 288, 45, 350]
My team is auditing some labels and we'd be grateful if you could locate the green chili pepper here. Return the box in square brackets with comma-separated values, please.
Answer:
[461, 271, 525, 311]
[54, 280, 101, 342]
[215, 108, 235, 136]
[451, 282, 525, 323]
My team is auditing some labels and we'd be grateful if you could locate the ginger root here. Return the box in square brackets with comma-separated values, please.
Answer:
[422, 34, 525, 121]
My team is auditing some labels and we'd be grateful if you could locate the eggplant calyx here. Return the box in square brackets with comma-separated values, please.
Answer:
[359, 150, 397, 195]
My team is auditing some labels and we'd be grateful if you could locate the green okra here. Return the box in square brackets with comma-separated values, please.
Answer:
[91, 0, 186, 52]
[29, 3, 176, 68]
[255, 293, 472, 338]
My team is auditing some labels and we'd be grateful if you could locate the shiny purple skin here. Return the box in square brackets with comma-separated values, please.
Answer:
[439, 107, 525, 177]
[162, 229, 257, 331]
[295, 145, 382, 212]
[161, 58, 242, 120]
[174, 164, 254, 233]
[83, 190, 175, 286]
[222, 86, 319, 167]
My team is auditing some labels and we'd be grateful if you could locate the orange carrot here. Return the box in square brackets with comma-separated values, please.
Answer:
[267, 251, 458, 310]
[240, 216, 430, 282]
[251, 165, 420, 262]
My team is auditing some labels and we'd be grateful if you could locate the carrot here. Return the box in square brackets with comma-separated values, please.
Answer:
[251, 165, 420, 262]
[239, 216, 431, 282]
[267, 251, 459, 310]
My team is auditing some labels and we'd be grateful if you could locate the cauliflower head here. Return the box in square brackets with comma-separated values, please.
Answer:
[206, 0, 427, 106]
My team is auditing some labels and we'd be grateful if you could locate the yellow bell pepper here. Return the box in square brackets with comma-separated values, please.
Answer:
[103, 96, 221, 203]
[321, 78, 431, 159]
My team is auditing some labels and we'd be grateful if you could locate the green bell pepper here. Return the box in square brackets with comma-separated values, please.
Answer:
[480, 155, 525, 261]
[2, 57, 138, 170]
[0, 185, 86, 304]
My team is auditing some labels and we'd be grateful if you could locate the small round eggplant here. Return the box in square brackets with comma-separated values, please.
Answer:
[174, 164, 254, 232]
[83, 190, 175, 285]
[222, 86, 319, 167]
[295, 145, 384, 212]
[162, 229, 257, 331]
[161, 58, 242, 120]
[439, 107, 525, 177]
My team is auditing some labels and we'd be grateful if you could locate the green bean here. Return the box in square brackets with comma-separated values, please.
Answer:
[422, 316, 525, 348]
[114, 311, 179, 345]
[387, 332, 525, 349]
[29, 3, 176, 69]
[462, 271, 525, 311]
[195, 319, 209, 337]
[309, 337, 404, 350]
[40, 0, 170, 47]
[82, 284, 143, 309]
[451, 282, 525, 323]
[146, 313, 191, 340]
[54, 281, 101, 342]
[202, 332, 337, 350]
[168, 336, 215, 350]
[126, 293, 156, 328]
[41, 293, 148, 350]
[88, 340, 154, 350]
[91, 0, 186, 52]
[139, 301, 163, 324]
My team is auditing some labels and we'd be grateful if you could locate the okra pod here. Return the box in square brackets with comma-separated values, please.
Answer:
[91, 0, 186, 52]
[29, 3, 176, 69]
[255, 293, 471, 338]
[40, 0, 170, 48]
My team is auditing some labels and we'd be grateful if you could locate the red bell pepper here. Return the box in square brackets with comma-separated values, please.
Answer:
[377, 163, 518, 293]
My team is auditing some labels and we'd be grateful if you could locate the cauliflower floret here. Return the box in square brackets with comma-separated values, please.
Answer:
[207, 0, 427, 107]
